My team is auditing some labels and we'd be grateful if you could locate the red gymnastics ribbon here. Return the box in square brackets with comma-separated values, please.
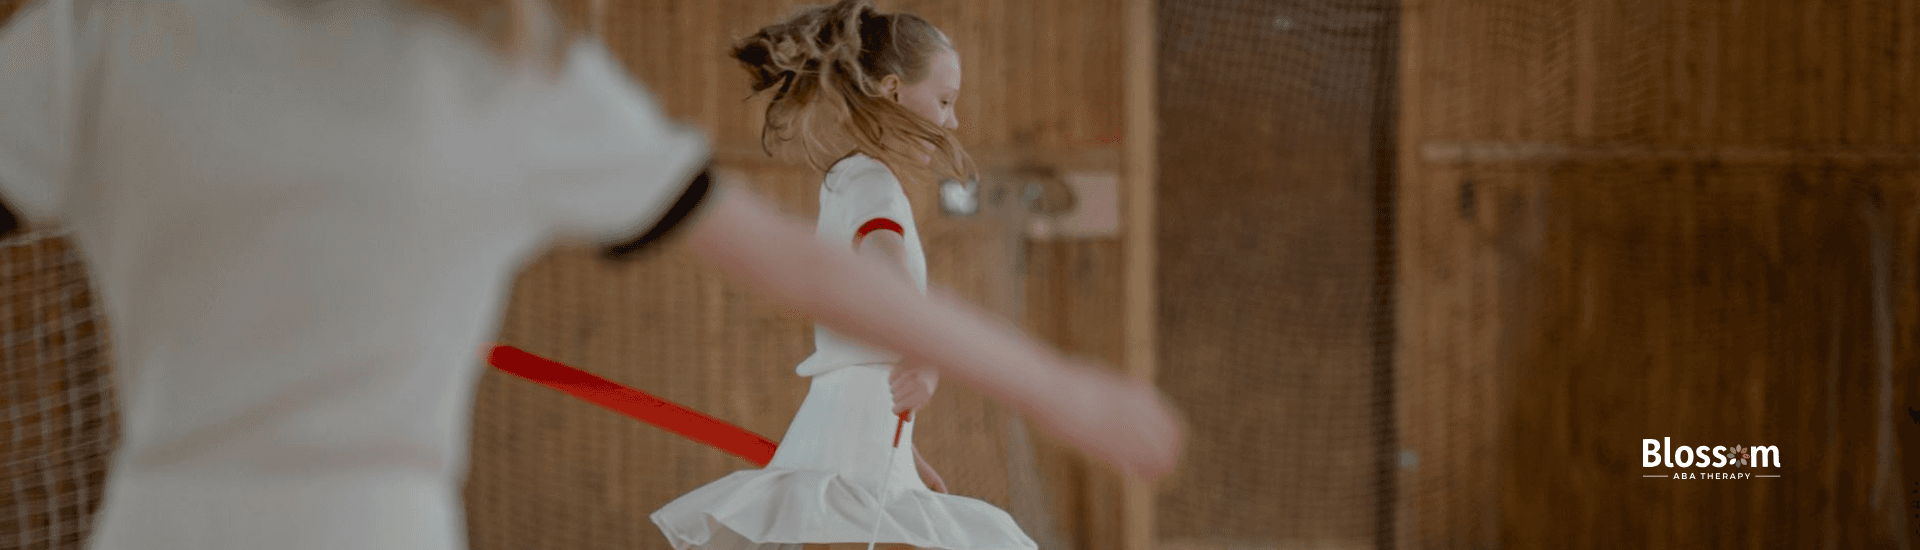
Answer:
[484, 344, 779, 467]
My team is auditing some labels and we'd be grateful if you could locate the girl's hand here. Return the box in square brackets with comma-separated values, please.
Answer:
[889, 363, 939, 414]
[913, 445, 948, 493]
[1028, 359, 1184, 480]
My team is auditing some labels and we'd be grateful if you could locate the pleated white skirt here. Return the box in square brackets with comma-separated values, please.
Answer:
[651, 365, 1037, 550]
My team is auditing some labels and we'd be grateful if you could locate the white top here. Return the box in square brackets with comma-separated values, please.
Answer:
[793, 154, 928, 377]
[649, 154, 1038, 550]
[0, 1, 709, 549]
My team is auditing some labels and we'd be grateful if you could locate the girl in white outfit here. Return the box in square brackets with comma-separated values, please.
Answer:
[0, 1, 1181, 549]
[652, 3, 1034, 549]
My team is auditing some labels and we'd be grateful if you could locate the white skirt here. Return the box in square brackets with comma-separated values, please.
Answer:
[650, 366, 1038, 550]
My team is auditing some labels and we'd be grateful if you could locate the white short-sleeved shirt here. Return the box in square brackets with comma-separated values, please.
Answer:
[792, 154, 927, 377]
[0, 1, 709, 549]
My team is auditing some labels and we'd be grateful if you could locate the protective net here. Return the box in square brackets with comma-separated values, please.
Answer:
[1155, 1, 1399, 549]
[0, 231, 118, 550]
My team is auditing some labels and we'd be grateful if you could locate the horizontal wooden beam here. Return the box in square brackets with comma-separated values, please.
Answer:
[1421, 141, 1920, 165]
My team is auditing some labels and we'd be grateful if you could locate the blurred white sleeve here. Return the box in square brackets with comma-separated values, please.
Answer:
[513, 40, 711, 245]
[832, 162, 910, 243]
[0, 0, 82, 226]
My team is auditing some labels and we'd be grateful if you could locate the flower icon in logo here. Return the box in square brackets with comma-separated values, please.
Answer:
[1729, 445, 1748, 467]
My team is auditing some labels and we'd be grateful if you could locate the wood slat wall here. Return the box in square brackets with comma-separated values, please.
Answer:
[1399, 0, 1920, 548]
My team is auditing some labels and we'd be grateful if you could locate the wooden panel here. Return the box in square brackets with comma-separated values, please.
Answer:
[1498, 166, 1918, 549]
[1024, 238, 1127, 550]
[1400, 0, 1920, 548]
[1403, 0, 1920, 148]
[1394, 165, 1527, 550]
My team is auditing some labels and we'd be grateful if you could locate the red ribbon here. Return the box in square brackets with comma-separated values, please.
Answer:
[892, 411, 911, 448]
[484, 344, 778, 467]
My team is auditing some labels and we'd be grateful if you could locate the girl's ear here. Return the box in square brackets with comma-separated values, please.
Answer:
[879, 74, 902, 100]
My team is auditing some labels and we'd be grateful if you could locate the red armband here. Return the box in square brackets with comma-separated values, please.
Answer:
[854, 218, 905, 244]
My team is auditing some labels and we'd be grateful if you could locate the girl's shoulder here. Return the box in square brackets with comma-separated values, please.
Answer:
[823, 153, 900, 194]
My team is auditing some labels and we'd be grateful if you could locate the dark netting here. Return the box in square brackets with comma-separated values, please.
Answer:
[0, 232, 119, 550]
[1157, 1, 1397, 549]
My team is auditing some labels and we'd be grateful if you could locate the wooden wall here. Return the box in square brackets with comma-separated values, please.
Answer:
[1399, 0, 1920, 548]
[465, 2, 1134, 550]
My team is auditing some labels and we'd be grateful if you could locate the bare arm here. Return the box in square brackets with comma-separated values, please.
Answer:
[855, 229, 911, 280]
[775, 222, 911, 320]
[855, 229, 942, 415]
[855, 210, 943, 487]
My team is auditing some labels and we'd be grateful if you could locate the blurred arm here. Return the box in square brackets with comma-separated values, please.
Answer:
[855, 229, 912, 280]
[670, 173, 1182, 480]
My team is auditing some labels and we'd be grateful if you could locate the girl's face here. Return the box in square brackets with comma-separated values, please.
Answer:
[888, 48, 962, 131]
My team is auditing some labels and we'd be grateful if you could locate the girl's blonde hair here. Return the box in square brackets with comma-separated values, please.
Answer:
[731, 0, 976, 189]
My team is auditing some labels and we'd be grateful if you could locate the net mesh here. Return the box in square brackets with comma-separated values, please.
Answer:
[1156, 2, 1397, 550]
[0, 232, 118, 550]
